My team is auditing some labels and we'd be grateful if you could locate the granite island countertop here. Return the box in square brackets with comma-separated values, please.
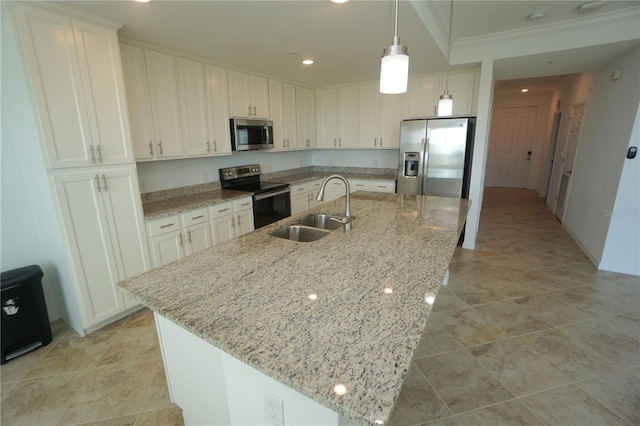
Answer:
[120, 192, 469, 425]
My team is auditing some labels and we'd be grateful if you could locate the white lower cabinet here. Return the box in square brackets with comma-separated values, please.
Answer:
[181, 208, 212, 256]
[209, 197, 254, 245]
[290, 179, 324, 215]
[52, 165, 151, 328]
[371, 180, 396, 193]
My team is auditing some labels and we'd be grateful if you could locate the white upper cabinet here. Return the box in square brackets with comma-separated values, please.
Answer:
[268, 79, 286, 150]
[406, 74, 440, 118]
[120, 44, 155, 160]
[316, 87, 357, 149]
[283, 83, 298, 149]
[228, 70, 270, 119]
[145, 50, 184, 158]
[13, 3, 133, 168]
[446, 72, 476, 116]
[296, 86, 315, 149]
[358, 83, 402, 149]
[204, 65, 232, 155]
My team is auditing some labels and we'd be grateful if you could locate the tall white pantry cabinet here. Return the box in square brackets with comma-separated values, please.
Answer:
[12, 3, 151, 334]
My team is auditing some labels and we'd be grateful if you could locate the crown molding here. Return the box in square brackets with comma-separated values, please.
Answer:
[14, 0, 123, 29]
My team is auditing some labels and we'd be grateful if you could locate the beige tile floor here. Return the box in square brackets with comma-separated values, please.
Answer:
[389, 188, 640, 425]
[1, 188, 638, 425]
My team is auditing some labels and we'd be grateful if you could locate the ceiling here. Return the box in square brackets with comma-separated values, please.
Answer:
[57, 0, 640, 90]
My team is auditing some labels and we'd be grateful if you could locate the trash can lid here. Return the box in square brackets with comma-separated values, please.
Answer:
[1, 265, 44, 289]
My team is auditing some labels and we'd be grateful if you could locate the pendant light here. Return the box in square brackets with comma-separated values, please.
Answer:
[379, 0, 409, 94]
[437, 0, 455, 116]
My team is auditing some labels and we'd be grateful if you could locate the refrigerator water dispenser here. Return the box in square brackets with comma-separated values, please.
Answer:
[403, 152, 420, 177]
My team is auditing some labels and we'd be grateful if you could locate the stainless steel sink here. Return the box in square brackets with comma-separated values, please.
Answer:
[270, 225, 331, 242]
[298, 213, 346, 230]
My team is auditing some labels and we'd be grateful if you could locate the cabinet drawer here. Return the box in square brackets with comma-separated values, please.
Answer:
[291, 183, 309, 194]
[180, 207, 209, 227]
[233, 197, 253, 212]
[147, 215, 180, 237]
[349, 179, 372, 192]
[372, 181, 396, 193]
[209, 201, 234, 219]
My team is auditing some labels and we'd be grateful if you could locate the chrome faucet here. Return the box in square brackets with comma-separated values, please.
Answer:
[317, 175, 352, 224]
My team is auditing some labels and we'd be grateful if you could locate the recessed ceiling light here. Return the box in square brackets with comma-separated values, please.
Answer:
[135, 0, 150, 3]
[302, 59, 314, 65]
[521, 88, 529, 93]
[528, 11, 545, 20]
[333, 384, 347, 395]
[579, 1, 607, 11]
[331, 0, 349, 3]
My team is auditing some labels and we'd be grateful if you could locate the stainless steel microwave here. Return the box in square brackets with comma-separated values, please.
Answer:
[230, 118, 274, 151]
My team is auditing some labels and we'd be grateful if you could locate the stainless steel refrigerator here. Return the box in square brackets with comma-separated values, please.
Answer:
[397, 117, 475, 198]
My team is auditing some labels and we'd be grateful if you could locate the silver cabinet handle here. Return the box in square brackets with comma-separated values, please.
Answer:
[217, 208, 230, 213]
[207, 141, 211, 153]
[178, 233, 183, 246]
[158, 141, 163, 156]
[247, 106, 252, 116]
[95, 174, 101, 192]
[339, 138, 342, 147]
[187, 230, 192, 243]
[101, 174, 108, 192]
[89, 146, 96, 163]
[148, 141, 153, 155]
[253, 106, 257, 116]
[306, 139, 310, 146]
[213, 141, 217, 152]
[236, 216, 241, 227]
[334, 138, 337, 147]
[241, 202, 251, 207]
[160, 223, 176, 229]
[191, 215, 205, 220]
[96, 145, 103, 163]
[231, 217, 235, 228]
[374, 137, 377, 147]
[380, 137, 383, 146]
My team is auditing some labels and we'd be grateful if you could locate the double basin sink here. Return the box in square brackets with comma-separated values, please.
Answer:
[270, 213, 347, 242]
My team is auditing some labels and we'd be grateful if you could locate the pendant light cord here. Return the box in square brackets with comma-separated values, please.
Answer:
[393, 0, 400, 44]
[444, 0, 454, 92]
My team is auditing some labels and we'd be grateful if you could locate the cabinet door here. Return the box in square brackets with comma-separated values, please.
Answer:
[358, 84, 379, 149]
[316, 89, 337, 148]
[184, 223, 212, 255]
[145, 50, 184, 158]
[205, 65, 232, 155]
[100, 167, 151, 280]
[268, 79, 286, 150]
[211, 215, 235, 245]
[447, 73, 476, 116]
[150, 231, 184, 267]
[308, 180, 324, 208]
[52, 171, 124, 326]
[303, 87, 316, 148]
[290, 183, 309, 215]
[283, 83, 298, 149]
[372, 180, 396, 193]
[72, 19, 132, 165]
[228, 70, 251, 118]
[120, 43, 155, 160]
[349, 179, 372, 192]
[337, 86, 358, 148]
[13, 4, 93, 168]
[236, 210, 255, 237]
[177, 58, 210, 157]
[379, 93, 402, 149]
[407, 75, 440, 118]
[249, 75, 270, 119]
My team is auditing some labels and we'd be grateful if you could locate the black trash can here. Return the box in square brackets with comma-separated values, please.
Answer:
[1, 265, 53, 364]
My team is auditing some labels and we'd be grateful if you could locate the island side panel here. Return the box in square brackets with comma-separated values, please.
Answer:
[155, 314, 355, 426]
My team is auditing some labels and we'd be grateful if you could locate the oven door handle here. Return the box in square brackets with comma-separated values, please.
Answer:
[254, 188, 291, 201]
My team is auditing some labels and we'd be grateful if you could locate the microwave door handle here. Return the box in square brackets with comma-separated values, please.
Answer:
[263, 126, 269, 144]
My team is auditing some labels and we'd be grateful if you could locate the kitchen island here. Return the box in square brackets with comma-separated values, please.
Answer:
[119, 192, 469, 425]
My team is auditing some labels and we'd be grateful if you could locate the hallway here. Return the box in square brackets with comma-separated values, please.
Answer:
[389, 187, 639, 425]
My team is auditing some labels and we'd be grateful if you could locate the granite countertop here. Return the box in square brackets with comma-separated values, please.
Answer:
[121, 193, 469, 425]
[142, 189, 251, 220]
[142, 169, 397, 220]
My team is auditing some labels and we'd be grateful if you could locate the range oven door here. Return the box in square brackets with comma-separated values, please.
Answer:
[253, 188, 291, 229]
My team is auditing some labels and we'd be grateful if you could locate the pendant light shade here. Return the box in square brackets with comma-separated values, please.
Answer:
[380, 0, 409, 94]
[438, 0, 455, 116]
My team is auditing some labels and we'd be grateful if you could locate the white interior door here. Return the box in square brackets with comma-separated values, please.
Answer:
[492, 106, 538, 188]
[555, 102, 585, 221]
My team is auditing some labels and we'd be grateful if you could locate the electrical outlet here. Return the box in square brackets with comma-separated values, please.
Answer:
[264, 391, 284, 426]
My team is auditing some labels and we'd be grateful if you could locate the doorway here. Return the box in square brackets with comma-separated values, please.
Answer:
[554, 102, 585, 221]
[491, 106, 539, 188]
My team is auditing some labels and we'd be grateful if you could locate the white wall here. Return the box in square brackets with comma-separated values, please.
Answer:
[137, 149, 399, 193]
[563, 47, 640, 270]
[600, 105, 640, 275]
[1, 5, 72, 323]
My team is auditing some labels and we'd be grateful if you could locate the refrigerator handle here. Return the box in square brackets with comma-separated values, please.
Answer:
[421, 138, 429, 195]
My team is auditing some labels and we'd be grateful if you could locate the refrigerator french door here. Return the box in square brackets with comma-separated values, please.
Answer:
[397, 118, 474, 198]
